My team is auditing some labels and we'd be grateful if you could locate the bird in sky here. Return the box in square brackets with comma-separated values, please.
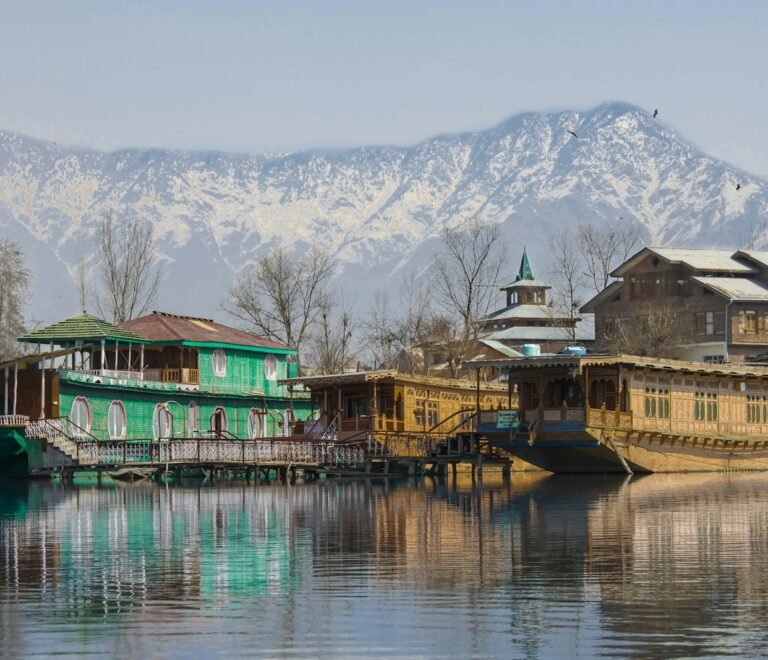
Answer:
[736, 184, 742, 191]
[567, 129, 578, 138]
[653, 109, 659, 119]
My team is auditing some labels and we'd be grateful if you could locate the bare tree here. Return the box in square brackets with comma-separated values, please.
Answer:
[228, 246, 333, 370]
[420, 314, 474, 378]
[307, 296, 356, 375]
[361, 270, 433, 372]
[94, 213, 161, 323]
[433, 221, 506, 341]
[0, 240, 31, 360]
[548, 231, 586, 341]
[578, 220, 642, 294]
[601, 302, 693, 358]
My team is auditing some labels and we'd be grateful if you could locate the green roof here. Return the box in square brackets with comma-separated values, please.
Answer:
[18, 313, 149, 345]
[516, 248, 535, 282]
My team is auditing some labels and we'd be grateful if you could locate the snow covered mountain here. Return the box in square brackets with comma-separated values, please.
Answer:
[1, 101, 767, 324]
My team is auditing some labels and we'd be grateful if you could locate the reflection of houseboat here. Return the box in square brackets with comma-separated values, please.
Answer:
[473, 354, 768, 473]
[282, 370, 512, 454]
[0, 312, 311, 476]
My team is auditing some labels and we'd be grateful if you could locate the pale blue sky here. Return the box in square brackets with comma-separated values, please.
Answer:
[1, 0, 766, 174]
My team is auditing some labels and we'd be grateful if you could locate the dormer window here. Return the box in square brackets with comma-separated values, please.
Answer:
[212, 349, 227, 377]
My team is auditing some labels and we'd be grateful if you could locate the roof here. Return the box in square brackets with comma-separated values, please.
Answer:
[483, 325, 595, 342]
[280, 369, 507, 391]
[612, 247, 757, 277]
[499, 279, 552, 291]
[485, 304, 561, 321]
[121, 311, 290, 352]
[692, 277, 768, 302]
[465, 353, 768, 378]
[735, 250, 768, 269]
[477, 339, 523, 358]
[580, 281, 623, 313]
[516, 248, 535, 281]
[18, 313, 148, 345]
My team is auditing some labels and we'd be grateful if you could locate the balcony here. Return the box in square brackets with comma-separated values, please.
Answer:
[69, 367, 200, 386]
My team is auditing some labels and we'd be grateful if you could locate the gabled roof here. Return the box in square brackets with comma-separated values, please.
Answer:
[611, 247, 757, 277]
[121, 311, 291, 352]
[18, 313, 148, 345]
[692, 277, 768, 302]
[483, 325, 595, 342]
[580, 281, 623, 313]
[735, 250, 768, 269]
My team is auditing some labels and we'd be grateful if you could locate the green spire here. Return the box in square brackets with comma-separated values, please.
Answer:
[515, 248, 535, 282]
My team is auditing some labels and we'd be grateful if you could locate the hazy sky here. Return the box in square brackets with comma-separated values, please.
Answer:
[1, 0, 766, 175]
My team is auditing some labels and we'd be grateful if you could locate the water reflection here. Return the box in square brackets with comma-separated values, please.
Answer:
[2, 473, 768, 657]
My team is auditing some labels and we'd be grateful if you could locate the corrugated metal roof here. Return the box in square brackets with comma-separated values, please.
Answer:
[19, 313, 148, 345]
[121, 311, 290, 351]
[478, 339, 524, 358]
[735, 250, 768, 268]
[499, 279, 552, 290]
[692, 276, 768, 301]
[612, 247, 757, 277]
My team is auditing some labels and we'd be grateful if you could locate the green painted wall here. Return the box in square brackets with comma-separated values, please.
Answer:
[197, 346, 293, 399]
[58, 381, 311, 441]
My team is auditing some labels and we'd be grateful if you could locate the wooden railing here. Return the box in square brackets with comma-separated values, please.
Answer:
[528, 407, 586, 425]
[587, 408, 634, 430]
[0, 415, 30, 427]
[78, 367, 200, 385]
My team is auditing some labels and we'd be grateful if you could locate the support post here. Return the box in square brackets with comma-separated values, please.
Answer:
[507, 367, 512, 409]
[3, 366, 8, 416]
[140, 344, 145, 379]
[40, 360, 46, 419]
[101, 339, 106, 374]
[13, 363, 18, 415]
[114, 340, 119, 371]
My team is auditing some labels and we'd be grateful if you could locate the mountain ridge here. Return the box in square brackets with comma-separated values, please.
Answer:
[1, 101, 767, 324]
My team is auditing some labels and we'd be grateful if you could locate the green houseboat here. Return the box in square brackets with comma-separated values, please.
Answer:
[0, 311, 312, 476]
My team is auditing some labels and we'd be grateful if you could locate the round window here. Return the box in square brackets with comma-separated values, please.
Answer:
[265, 354, 278, 381]
[107, 401, 127, 439]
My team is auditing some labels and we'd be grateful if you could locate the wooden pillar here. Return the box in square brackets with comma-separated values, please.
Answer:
[3, 366, 8, 416]
[128, 343, 132, 373]
[114, 340, 119, 371]
[507, 367, 512, 409]
[101, 338, 106, 373]
[40, 358, 46, 419]
[371, 380, 378, 430]
[140, 344, 145, 377]
[323, 388, 328, 425]
[13, 363, 18, 415]
[475, 368, 481, 415]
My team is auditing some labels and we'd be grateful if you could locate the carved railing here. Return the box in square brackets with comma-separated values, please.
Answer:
[25, 417, 99, 460]
[0, 415, 30, 426]
[587, 408, 633, 430]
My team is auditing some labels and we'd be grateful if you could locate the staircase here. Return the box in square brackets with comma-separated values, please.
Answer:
[25, 418, 97, 463]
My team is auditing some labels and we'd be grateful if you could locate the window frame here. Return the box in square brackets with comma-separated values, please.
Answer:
[264, 354, 278, 381]
[212, 349, 227, 377]
[69, 396, 92, 434]
[107, 400, 127, 440]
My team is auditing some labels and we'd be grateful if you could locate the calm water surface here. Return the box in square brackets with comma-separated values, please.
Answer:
[2, 472, 768, 658]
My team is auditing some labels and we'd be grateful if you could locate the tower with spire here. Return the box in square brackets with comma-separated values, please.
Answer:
[481, 248, 594, 352]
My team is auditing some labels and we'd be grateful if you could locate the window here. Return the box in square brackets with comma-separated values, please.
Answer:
[212, 349, 227, 376]
[695, 311, 724, 336]
[747, 395, 762, 424]
[69, 396, 91, 433]
[188, 401, 198, 436]
[741, 311, 757, 334]
[345, 397, 369, 419]
[248, 407, 264, 439]
[152, 404, 173, 440]
[696, 391, 718, 422]
[210, 406, 228, 436]
[264, 354, 278, 381]
[426, 401, 439, 428]
[107, 401, 127, 439]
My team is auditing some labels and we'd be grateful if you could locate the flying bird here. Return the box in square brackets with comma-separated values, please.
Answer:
[653, 109, 659, 119]
[736, 184, 742, 191]
[567, 129, 578, 138]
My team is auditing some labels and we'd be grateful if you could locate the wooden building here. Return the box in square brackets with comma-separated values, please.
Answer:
[468, 353, 768, 473]
[282, 370, 512, 441]
[582, 246, 768, 363]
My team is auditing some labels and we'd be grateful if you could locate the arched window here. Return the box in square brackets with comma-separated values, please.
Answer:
[187, 401, 198, 437]
[152, 404, 173, 440]
[211, 406, 228, 437]
[212, 349, 227, 377]
[264, 354, 278, 381]
[247, 407, 264, 439]
[69, 396, 91, 433]
[107, 401, 127, 439]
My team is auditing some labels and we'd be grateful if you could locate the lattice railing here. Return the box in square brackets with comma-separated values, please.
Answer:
[0, 415, 29, 426]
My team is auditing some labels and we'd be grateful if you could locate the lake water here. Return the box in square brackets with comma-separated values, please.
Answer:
[2, 472, 768, 658]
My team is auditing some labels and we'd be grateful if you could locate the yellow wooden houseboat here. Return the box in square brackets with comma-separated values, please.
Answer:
[282, 370, 512, 456]
[471, 355, 768, 473]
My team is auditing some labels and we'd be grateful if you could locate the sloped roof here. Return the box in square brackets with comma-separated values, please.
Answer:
[484, 325, 595, 342]
[580, 280, 623, 313]
[121, 312, 290, 351]
[735, 250, 768, 269]
[692, 276, 768, 302]
[485, 304, 559, 321]
[612, 247, 756, 277]
[478, 339, 524, 358]
[18, 313, 148, 345]
[499, 278, 552, 290]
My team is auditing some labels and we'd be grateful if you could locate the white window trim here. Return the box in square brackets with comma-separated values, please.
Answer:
[153, 404, 173, 440]
[69, 396, 91, 434]
[265, 354, 278, 381]
[107, 400, 127, 440]
[212, 349, 227, 377]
